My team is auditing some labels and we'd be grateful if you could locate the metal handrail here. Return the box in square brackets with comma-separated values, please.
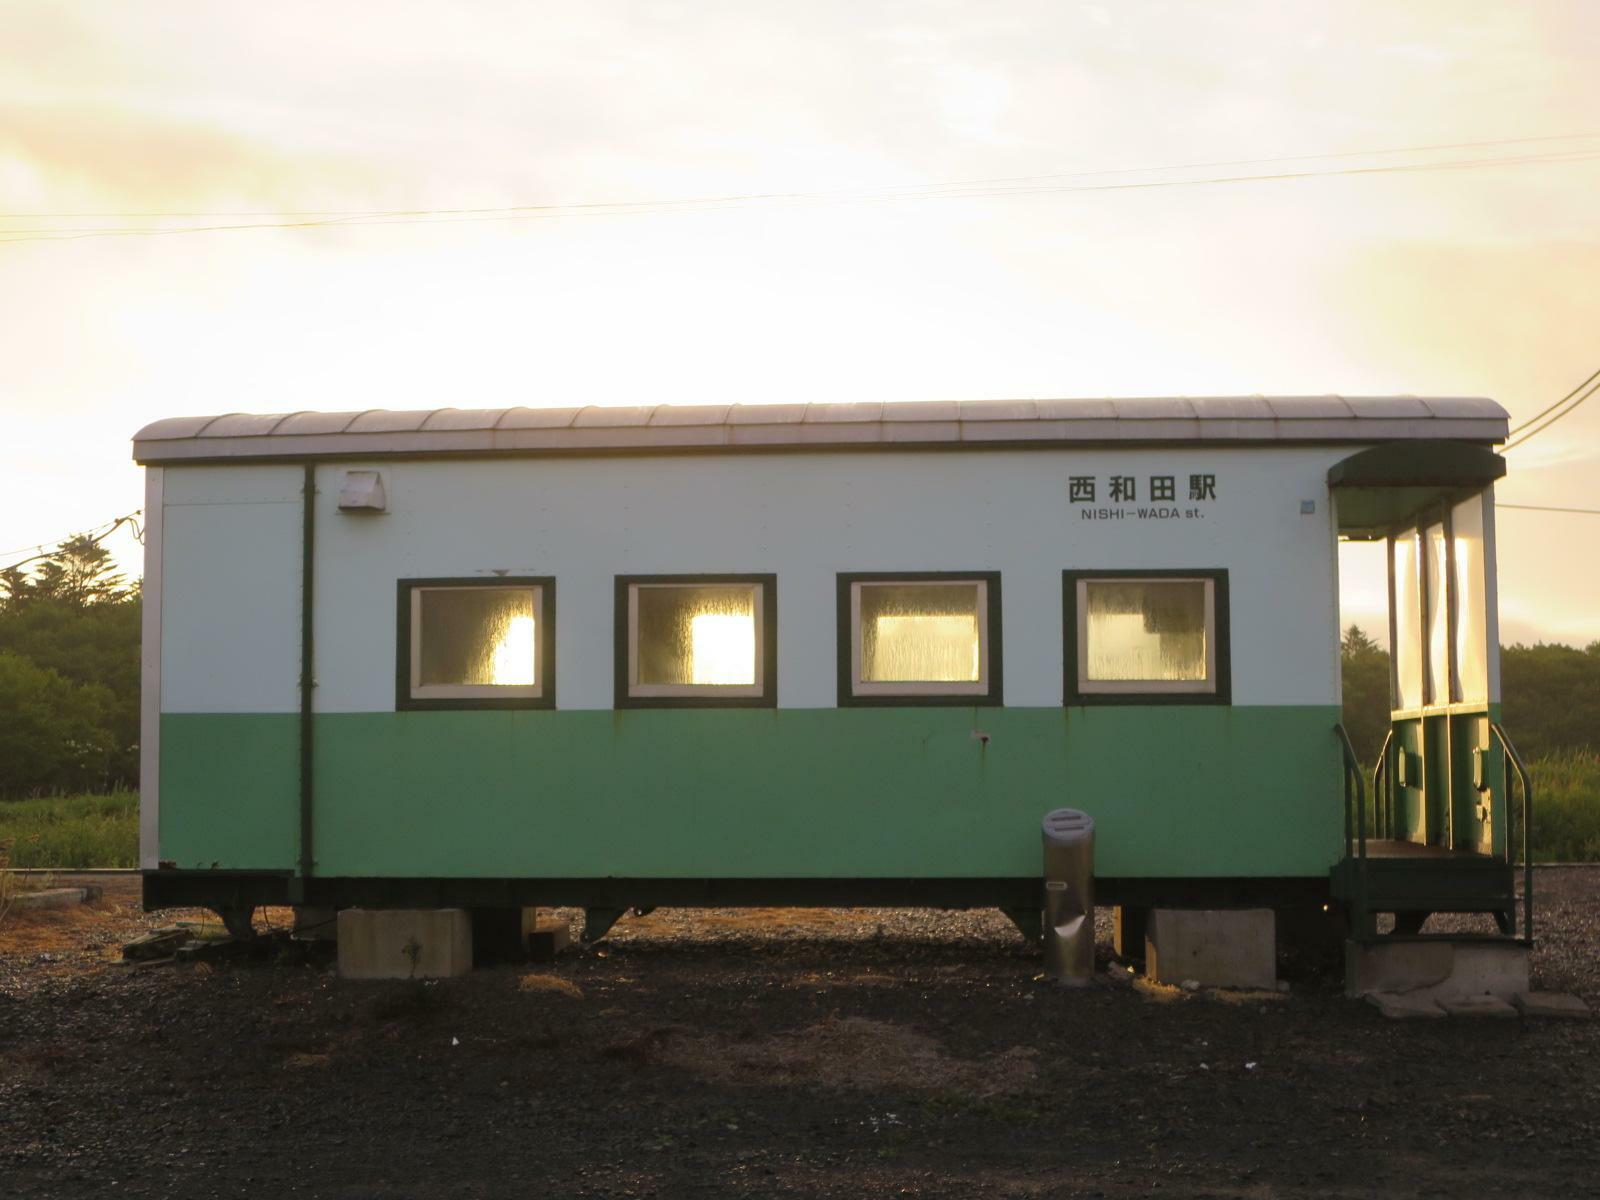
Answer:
[1334, 723, 1369, 935]
[1490, 722, 1534, 944]
[1334, 723, 1368, 850]
[1371, 728, 1394, 842]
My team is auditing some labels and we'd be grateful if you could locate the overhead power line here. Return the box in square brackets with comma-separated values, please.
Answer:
[4, 130, 1597, 221]
[1504, 374, 1600, 452]
[1498, 503, 1600, 516]
[1508, 367, 1600, 437]
[0, 511, 143, 575]
[2, 140, 1599, 245]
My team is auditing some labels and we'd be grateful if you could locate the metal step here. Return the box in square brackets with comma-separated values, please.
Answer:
[1331, 854, 1515, 912]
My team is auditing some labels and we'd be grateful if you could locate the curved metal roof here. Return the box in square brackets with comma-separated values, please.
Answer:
[132, 396, 1508, 464]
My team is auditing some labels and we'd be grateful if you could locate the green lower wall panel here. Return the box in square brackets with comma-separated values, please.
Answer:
[159, 713, 299, 870]
[158, 706, 1343, 879]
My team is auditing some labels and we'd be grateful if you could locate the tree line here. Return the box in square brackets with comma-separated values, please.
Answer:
[1340, 625, 1600, 763]
[0, 537, 140, 796]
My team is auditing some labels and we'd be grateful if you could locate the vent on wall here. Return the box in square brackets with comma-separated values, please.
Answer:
[337, 470, 387, 513]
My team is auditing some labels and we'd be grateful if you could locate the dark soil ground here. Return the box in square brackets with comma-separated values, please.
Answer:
[2, 870, 1597, 1199]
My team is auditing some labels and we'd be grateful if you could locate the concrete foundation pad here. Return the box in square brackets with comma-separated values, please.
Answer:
[337, 909, 472, 980]
[1367, 991, 1446, 1020]
[9, 887, 90, 911]
[1345, 940, 1529, 1001]
[1145, 908, 1276, 991]
[1441, 995, 1518, 1019]
[1513, 992, 1591, 1019]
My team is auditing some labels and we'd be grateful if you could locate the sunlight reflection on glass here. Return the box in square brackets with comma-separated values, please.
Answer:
[635, 583, 758, 688]
[858, 582, 983, 684]
[490, 614, 537, 685]
[868, 613, 980, 682]
[418, 587, 537, 689]
[690, 612, 756, 685]
[1084, 581, 1206, 681]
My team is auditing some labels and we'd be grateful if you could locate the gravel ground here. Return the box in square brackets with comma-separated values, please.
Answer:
[1, 870, 1596, 1199]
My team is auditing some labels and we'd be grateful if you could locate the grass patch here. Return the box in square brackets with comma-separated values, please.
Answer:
[0, 791, 138, 868]
[1521, 751, 1600, 862]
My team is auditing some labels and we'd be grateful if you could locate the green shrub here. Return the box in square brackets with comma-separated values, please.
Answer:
[0, 652, 120, 796]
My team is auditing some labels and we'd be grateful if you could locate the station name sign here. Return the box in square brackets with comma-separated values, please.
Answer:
[1068, 473, 1217, 521]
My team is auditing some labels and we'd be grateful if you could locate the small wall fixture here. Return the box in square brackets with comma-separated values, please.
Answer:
[338, 470, 387, 513]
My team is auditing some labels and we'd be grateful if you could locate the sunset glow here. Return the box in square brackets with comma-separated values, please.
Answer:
[1, 3, 1596, 643]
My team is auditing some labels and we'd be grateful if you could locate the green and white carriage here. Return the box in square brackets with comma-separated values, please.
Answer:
[133, 397, 1528, 948]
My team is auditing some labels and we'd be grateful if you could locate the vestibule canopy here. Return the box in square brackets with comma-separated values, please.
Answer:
[1328, 440, 1506, 540]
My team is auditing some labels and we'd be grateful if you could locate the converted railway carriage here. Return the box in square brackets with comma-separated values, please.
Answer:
[133, 397, 1529, 948]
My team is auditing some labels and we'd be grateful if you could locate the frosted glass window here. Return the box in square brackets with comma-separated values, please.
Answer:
[1452, 496, 1489, 704]
[409, 584, 543, 701]
[629, 583, 763, 697]
[851, 585, 985, 694]
[1076, 579, 1214, 693]
[1391, 534, 1423, 710]
[1425, 521, 1449, 705]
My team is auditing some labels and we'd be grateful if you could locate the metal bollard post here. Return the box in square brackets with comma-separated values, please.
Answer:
[1042, 808, 1095, 986]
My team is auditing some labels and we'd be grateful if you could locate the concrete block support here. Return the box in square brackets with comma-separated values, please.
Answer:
[1145, 908, 1277, 990]
[337, 909, 472, 980]
[1344, 939, 1529, 1001]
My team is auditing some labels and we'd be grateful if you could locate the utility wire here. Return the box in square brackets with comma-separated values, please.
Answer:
[0, 511, 139, 558]
[1504, 375, 1600, 451]
[1498, 503, 1600, 515]
[1508, 366, 1600, 437]
[3, 147, 1599, 245]
[0, 511, 143, 575]
[5, 129, 1598, 220]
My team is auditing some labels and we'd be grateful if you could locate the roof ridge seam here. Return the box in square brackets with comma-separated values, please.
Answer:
[195, 413, 243, 438]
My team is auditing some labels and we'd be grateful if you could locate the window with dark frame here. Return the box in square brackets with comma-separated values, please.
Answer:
[837, 572, 1003, 706]
[615, 574, 777, 708]
[1063, 569, 1230, 705]
[397, 577, 555, 710]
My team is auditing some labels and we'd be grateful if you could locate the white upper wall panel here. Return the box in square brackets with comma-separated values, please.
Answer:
[159, 465, 302, 714]
[308, 447, 1344, 712]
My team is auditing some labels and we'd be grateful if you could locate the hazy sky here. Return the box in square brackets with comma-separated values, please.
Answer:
[2, 2, 1596, 645]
